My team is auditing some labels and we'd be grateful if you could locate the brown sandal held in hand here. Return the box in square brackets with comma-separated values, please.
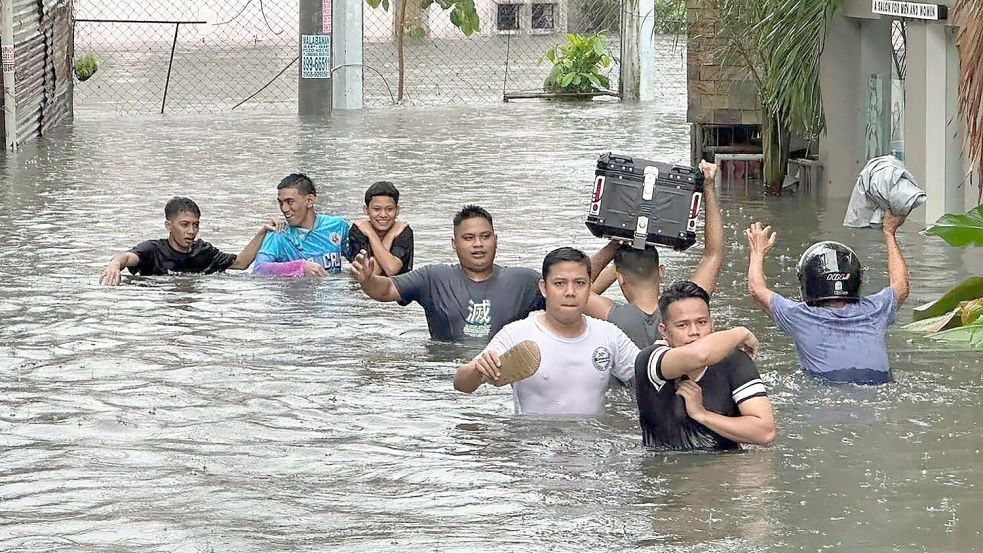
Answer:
[489, 340, 541, 387]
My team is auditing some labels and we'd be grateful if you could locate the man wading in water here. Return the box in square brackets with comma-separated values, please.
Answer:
[586, 161, 724, 348]
[351, 205, 544, 341]
[635, 281, 776, 451]
[454, 247, 638, 415]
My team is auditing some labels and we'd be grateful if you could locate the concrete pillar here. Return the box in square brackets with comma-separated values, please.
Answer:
[620, 0, 655, 101]
[904, 21, 959, 223]
[332, 0, 363, 109]
[299, 0, 332, 116]
[819, 14, 862, 197]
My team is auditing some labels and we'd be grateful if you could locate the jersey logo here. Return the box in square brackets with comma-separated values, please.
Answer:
[329, 232, 342, 246]
[464, 299, 492, 338]
[592, 347, 612, 372]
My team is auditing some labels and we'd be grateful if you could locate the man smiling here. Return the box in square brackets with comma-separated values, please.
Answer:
[345, 181, 413, 276]
[352, 205, 543, 341]
[454, 247, 639, 415]
[254, 173, 350, 277]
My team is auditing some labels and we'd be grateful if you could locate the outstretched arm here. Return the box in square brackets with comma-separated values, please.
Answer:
[101, 252, 140, 285]
[690, 160, 724, 294]
[454, 351, 502, 393]
[882, 213, 909, 306]
[351, 250, 402, 302]
[746, 222, 778, 315]
[653, 327, 759, 381]
[230, 219, 279, 270]
[676, 385, 776, 446]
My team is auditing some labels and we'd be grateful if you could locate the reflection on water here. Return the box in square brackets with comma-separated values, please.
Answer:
[1, 102, 982, 551]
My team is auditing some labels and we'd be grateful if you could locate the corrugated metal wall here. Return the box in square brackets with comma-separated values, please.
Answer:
[1, 0, 73, 147]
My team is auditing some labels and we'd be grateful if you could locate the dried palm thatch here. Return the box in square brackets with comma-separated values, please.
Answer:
[954, 0, 983, 203]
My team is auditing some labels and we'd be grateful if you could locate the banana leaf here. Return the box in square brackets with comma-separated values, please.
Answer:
[900, 308, 963, 333]
[922, 205, 983, 248]
[912, 276, 983, 321]
[926, 321, 983, 346]
[962, 298, 983, 326]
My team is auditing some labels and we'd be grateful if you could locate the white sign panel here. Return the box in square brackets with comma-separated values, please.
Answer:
[301, 34, 331, 79]
[872, 1, 946, 20]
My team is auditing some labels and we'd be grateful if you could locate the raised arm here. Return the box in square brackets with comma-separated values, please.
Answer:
[351, 250, 402, 302]
[230, 218, 278, 270]
[882, 213, 909, 306]
[591, 264, 618, 295]
[690, 161, 724, 294]
[590, 240, 619, 284]
[100, 252, 140, 285]
[652, 327, 759, 381]
[745, 222, 778, 315]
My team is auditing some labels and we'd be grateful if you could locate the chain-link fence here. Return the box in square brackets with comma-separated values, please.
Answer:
[74, 0, 298, 112]
[73, 0, 686, 112]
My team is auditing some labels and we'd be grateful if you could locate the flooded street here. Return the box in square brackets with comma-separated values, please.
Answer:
[1, 102, 981, 551]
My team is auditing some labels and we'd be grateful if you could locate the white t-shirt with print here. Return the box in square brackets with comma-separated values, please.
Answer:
[483, 311, 640, 415]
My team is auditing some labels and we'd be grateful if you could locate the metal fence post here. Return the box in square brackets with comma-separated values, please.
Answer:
[161, 23, 180, 114]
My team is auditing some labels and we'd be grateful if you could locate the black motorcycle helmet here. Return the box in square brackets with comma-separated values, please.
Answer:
[796, 241, 863, 305]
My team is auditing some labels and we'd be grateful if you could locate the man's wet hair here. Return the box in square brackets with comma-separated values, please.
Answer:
[542, 247, 592, 280]
[659, 280, 710, 319]
[614, 244, 660, 283]
[453, 204, 493, 229]
[365, 181, 399, 205]
[164, 197, 201, 221]
[277, 173, 317, 196]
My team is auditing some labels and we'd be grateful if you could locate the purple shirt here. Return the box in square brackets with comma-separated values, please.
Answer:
[770, 287, 897, 384]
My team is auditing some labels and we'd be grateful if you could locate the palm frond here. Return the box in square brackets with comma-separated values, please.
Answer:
[954, 0, 983, 202]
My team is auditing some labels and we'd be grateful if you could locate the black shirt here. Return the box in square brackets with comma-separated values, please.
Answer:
[127, 239, 237, 276]
[634, 342, 768, 451]
[345, 224, 414, 276]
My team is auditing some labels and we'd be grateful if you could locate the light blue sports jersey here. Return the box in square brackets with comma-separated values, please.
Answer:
[255, 214, 350, 273]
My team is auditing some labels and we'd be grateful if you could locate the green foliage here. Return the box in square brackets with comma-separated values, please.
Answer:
[74, 54, 98, 82]
[912, 277, 983, 321]
[653, 0, 687, 34]
[539, 33, 613, 95]
[899, 309, 962, 333]
[922, 204, 983, 248]
[926, 321, 983, 347]
[365, 0, 479, 35]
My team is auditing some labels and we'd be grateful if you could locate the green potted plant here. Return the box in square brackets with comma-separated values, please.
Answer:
[539, 33, 613, 96]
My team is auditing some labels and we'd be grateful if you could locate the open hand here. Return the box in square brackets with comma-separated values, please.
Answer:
[746, 222, 777, 258]
[350, 250, 376, 283]
[472, 350, 502, 383]
[100, 265, 122, 286]
[302, 260, 328, 277]
[676, 379, 707, 421]
[882, 212, 906, 235]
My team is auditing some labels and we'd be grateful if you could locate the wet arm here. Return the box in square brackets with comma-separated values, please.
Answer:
[884, 229, 909, 306]
[101, 252, 140, 285]
[691, 396, 776, 447]
[591, 265, 618, 295]
[747, 252, 776, 315]
[365, 228, 404, 277]
[690, 179, 724, 294]
[230, 227, 270, 270]
[454, 360, 484, 393]
[590, 241, 619, 286]
[658, 327, 757, 380]
[360, 274, 402, 302]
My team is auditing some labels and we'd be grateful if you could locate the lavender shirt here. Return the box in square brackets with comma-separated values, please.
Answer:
[770, 287, 897, 384]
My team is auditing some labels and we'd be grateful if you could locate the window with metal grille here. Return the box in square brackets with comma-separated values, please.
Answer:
[531, 3, 555, 30]
[497, 3, 521, 31]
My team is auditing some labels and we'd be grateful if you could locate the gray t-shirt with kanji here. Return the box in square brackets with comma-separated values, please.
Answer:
[392, 263, 545, 341]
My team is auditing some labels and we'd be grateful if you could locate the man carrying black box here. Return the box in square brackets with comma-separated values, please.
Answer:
[586, 160, 723, 349]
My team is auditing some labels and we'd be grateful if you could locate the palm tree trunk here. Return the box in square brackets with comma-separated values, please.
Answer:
[954, 0, 983, 203]
[762, 112, 791, 195]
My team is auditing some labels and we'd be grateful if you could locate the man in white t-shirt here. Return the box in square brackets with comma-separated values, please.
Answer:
[454, 247, 639, 415]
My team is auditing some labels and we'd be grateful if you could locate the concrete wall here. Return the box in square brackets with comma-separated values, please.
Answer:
[685, 0, 759, 126]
